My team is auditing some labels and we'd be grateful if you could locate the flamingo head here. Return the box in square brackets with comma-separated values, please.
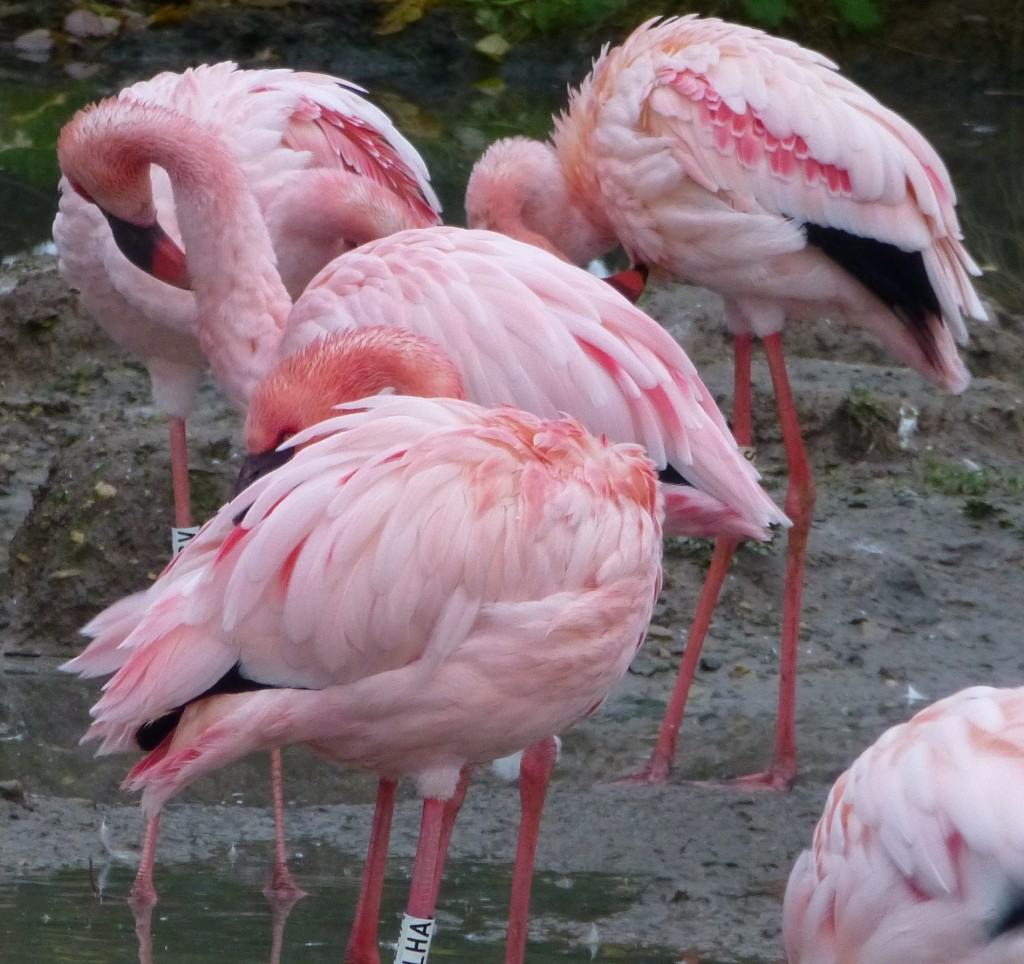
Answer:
[465, 136, 615, 266]
[235, 327, 466, 491]
[57, 98, 191, 290]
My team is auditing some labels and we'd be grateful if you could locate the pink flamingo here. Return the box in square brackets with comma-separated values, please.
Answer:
[784, 685, 1024, 963]
[53, 60, 440, 538]
[67, 335, 665, 963]
[54, 63, 440, 906]
[464, 14, 987, 789]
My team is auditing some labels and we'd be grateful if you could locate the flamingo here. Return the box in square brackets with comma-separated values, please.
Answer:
[464, 14, 988, 789]
[54, 62, 440, 906]
[66, 337, 665, 963]
[53, 60, 440, 541]
[784, 685, 1024, 963]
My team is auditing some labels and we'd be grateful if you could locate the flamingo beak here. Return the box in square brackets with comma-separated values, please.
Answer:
[104, 212, 192, 290]
[602, 264, 649, 304]
[231, 447, 297, 525]
[233, 447, 296, 497]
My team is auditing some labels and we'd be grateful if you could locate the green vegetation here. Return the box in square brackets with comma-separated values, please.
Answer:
[924, 458, 1023, 527]
[836, 385, 894, 457]
[923, 457, 1024, 497]
[377, 0, 885, 51]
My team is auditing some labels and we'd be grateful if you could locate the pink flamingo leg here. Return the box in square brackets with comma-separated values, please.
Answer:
[168, 416, 193, 529]
[346, 771, 468, 964]
[130, 813, 160, 906]
[621, 334, 753, 784]
[505, 738, 558, 964]
[345, 778, 399, 964]
[432, 768, 471, 897]
[404, 788, 467, 926]
[730, 331, 813, 791]
[264, 748, 306, 903]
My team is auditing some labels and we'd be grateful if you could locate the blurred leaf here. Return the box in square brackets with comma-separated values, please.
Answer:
[148, 5, 192, 27]
[741, 0, 793, 26]
[376, 0, 437, 35]
[833, 0, 882, 30]
[472, 76, 507, 94]
[474, 32, 510, 60]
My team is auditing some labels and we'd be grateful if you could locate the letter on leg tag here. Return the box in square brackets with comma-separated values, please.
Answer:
[393, 914, 435, 964]
[171, 526, 201, 556]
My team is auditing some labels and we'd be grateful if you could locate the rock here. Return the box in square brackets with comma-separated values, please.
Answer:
[0, 781, 27, 806]
[64, 9, 121, 39]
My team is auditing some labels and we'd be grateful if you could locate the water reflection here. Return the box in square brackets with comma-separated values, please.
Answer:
[0, 853, 755, 963]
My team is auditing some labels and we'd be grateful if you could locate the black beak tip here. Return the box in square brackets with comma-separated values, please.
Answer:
[233, 447, 296, 497]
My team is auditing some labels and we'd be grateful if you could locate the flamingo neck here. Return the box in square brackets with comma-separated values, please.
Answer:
[62, 101, 291, 410]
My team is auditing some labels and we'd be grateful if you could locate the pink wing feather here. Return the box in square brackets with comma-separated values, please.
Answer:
[281, 226, 787, 540]
[70, 396, 664, 813]
[283, 97, 441, 227]
[784, 686, 1024, 964]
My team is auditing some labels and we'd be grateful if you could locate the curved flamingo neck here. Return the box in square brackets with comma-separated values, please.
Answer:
[59, 99, 291, 410]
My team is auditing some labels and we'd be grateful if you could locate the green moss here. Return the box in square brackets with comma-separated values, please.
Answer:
[836, 385, 895, 457]
[923, 458, 1024, 497]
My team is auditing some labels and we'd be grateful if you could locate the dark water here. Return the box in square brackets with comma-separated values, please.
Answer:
[0, 851, 733, 963]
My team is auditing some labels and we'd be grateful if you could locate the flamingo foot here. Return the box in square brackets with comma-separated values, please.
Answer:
[610, 756, 672, 786]
[263, 864, 308, 904]
[725, 763, 796, 792]
[691, 764, 796, 793]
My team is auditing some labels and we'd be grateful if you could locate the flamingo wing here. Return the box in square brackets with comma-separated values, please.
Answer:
[276, 73, 442, 226]
[284, 226, 785, 533]
[628, 17, 959, 251]
[120, 62, 440, 226]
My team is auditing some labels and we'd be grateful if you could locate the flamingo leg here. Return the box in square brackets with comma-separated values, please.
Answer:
[730, 331, 813, 791]
[621, 334, 753, 784]
[345, 778, 399, 964]
[394, 787, 468, 963]
[432, 768, 471, 897]
[346, 771, 468, 964]
[264, 748, 306, 903]
[505, 737, 558, 964]
[168, 416, 193, 530]
[130, 813, 160, 906]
